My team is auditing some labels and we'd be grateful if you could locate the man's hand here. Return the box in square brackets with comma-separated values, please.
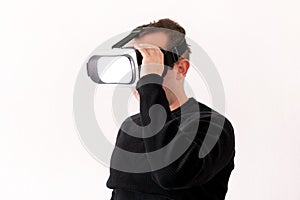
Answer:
[134, 43, 165, 77]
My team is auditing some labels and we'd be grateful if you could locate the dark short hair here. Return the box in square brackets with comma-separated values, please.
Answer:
[135, 18, 191, 60]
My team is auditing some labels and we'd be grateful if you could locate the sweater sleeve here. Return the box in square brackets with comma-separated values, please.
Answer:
[135, 73, 235, 190]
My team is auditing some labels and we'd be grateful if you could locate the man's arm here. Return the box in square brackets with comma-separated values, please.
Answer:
[136, 73, 235, 190]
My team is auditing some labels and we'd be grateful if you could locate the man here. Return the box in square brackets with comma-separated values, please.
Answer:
[106, 18, 235, 200]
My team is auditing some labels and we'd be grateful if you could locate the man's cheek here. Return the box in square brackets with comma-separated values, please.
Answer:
[162, 76, 173, 91]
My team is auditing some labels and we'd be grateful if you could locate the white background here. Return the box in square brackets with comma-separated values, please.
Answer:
[1, 0, 299, 199]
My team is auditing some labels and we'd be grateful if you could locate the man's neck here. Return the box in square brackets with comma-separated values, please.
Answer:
[169, 94, 189, 111]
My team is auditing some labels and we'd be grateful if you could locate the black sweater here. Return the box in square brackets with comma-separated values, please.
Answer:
[106, 74, 235, 200]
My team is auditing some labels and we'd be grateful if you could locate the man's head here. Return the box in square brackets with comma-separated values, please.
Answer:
[131, 18, 191, 108]
[134, 18, 191, 60]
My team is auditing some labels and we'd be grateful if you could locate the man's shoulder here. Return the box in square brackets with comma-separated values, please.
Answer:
[194, 99, 235, 135]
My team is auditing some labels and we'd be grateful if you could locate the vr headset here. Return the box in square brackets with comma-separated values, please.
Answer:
[87, 27, 187, 84]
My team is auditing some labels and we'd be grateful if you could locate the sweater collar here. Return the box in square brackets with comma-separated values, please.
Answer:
[171, 97, 197, 116]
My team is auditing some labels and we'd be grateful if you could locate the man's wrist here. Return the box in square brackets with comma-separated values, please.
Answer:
[139, 64, 164, 78]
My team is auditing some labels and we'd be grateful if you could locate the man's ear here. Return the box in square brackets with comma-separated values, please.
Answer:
[174, 58, 190, 79]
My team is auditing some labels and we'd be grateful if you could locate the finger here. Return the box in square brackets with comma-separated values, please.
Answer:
[144, 47, 163, 57]
[144, 48, 157, 56]
[135, 43, 161, 55]
[134, 44, 150, 57]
